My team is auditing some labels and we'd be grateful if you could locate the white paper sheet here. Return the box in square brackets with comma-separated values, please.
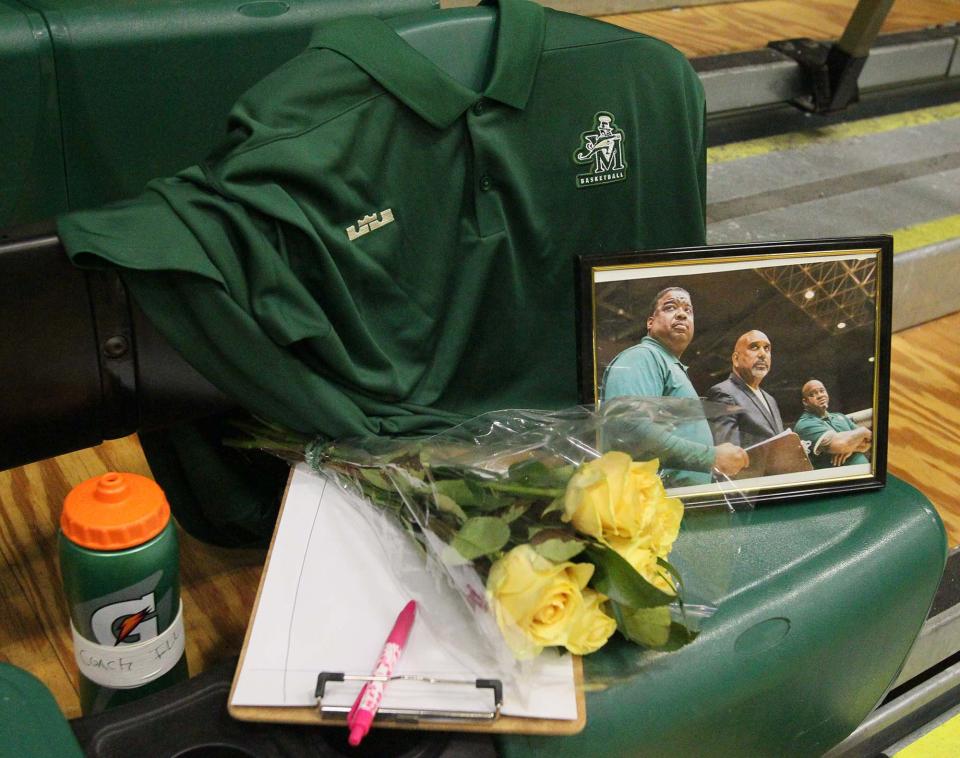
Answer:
[231, 464, 578, 720]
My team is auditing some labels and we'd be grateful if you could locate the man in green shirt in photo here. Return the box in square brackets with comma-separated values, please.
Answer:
[601, 287, 748, 487]
[795, 379, 872, 469]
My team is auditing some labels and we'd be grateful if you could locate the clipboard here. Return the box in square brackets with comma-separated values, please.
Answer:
[228, 464, 586, 735]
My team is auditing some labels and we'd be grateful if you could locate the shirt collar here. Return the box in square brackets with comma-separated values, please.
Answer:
[642, 336, 689, 371]
[310, 0, 545, 129]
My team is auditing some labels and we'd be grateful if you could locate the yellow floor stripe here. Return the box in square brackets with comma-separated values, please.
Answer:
[708, 102, 960, 164]
[892, 214, 960, 255]
[893, 710, 960, 757]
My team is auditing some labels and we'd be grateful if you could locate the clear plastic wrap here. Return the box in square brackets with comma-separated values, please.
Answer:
[241, 398, 751, 698]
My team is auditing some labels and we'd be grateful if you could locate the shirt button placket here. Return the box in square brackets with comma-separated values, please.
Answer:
[469, 99, 503, 236]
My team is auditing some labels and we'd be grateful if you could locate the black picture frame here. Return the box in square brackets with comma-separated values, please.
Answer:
[576, 236, 892, 506]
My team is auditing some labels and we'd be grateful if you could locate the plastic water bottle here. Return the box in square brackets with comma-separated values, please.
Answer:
[59, 472, 188, 714]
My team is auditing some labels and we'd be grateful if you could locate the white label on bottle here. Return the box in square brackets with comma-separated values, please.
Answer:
[71, 601, 185, 689]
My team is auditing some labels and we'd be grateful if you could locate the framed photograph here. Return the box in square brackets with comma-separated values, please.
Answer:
[576, 237, 892, 506]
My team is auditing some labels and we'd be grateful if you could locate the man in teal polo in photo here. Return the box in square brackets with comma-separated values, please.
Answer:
[601, 287, 748, 487]
[795, 379, 872, 469]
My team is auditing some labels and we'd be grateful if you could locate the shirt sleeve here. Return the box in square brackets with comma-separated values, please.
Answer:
[794, 414, 832, 455]
[649, 423, 716, 473]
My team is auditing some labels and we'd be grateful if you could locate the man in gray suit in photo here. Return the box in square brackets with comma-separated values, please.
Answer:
[706, 330, 785, 449]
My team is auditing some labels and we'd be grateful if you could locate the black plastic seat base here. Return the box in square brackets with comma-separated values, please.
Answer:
[70, 658, 496, 758]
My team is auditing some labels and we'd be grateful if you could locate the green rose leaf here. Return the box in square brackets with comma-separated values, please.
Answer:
[439, 544, 473, 566]
[359, 468, 392, 490]
[507, 459, 578, 489]
[611, 604, 697, 649]
[615, 604, 672, 647]
[527, 524, 549, 540]
[432, 479, 474, 503]
[433, 479, 499, 510]
[549, 464, 577, 485]
[501, 502, 530, 523]
[542, 494, 566, 516]
[452, 517, 511, 560]
[585, 545, 675, 608]
[656, 557, 683, 595]
[434, 493, 467, 522]
[506, 459, 555, 486]
[532, 538, 586, 563]
[659, 622, 699, 651]
[387, 466, 430, 496]
[398, 464, 424, 481]
[372, 442, 421, 465]
[465, 479, 518, 510]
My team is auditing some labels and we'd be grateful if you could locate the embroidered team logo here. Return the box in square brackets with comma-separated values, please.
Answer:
[573, 112, 627, 188]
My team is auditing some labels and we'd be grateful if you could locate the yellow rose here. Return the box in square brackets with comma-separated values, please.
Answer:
[565, 589, 617, 655]
[486, 545, 594, 659]
[562, 452, 670, 543]
[608, 536, 676, 595]
[648, 493, 683, 557]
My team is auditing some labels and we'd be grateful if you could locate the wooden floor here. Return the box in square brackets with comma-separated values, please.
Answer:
[887, 313, 960, 544]
[603, 0, 960, 57]
[2, 0, 959, 723]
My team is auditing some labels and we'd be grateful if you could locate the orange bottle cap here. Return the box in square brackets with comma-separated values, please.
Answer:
[61, 472, 171, 550]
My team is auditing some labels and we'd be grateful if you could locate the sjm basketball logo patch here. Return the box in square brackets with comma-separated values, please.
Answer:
[573, 112, 627, 188]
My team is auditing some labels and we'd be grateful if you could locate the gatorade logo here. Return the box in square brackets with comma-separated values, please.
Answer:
[90, 592, 159, 646]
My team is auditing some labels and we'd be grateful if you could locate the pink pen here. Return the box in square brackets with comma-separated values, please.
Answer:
[347, 600, 417, 747]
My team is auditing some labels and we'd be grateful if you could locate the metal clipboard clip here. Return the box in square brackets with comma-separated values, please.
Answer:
[315, 672, 503, 723]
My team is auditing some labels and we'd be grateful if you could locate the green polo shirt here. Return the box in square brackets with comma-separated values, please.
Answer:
[600, 336, 715, 486]
[57, 0, 706, 542]
[795, 410, 869, 469]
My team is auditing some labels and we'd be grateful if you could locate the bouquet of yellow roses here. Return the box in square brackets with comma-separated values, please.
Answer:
[240, 404, 706, 666]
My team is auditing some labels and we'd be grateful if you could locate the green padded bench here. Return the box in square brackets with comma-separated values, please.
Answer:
[0, 665, 84, 758]
[0, 0, 66, 226]
[1, 0, 436, 229]
[498, 476, 946, 756]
